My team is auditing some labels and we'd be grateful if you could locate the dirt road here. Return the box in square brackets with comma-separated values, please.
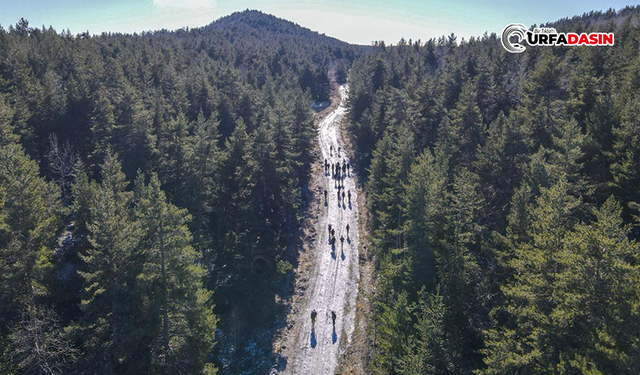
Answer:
[282, 85, 360, 374]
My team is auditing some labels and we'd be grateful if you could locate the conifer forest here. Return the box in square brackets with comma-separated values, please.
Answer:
[1, 4, 640, 375]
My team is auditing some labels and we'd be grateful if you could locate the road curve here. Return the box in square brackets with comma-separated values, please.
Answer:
[285, 85, 360, 374]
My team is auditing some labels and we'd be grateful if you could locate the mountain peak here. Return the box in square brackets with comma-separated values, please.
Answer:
[206, 9, 344, 44]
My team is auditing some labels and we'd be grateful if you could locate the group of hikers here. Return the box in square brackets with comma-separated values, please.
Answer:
[312, 144, 351, 331]
[323, 188, 351, 206]
[323, 147, 352, 209]
[310, 309, 336, 328]
[327, 223, 349, 249]
[324, 157, 350, 179]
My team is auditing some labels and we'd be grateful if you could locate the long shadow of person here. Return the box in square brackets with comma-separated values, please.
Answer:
[331, 247, 336, 260]
[311, 327, 317, 348]
[348, 201, 352, 210]
[332, 326, 337, 344]
[341, 250, 345, 261]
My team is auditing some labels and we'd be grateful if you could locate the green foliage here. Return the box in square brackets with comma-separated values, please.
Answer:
[0, 9, 360, 373]
[135, 173, 217, 373]
[3, 5, 640, 374]
[72, 150, 144, 373]
[0, 141, 62, 320]
[398, 290, 448, 375]
[347, 7, 640, 374]
[68, 154, 217, 373]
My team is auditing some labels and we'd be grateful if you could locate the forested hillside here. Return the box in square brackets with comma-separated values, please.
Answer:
[3, 4, 640, 375]
[0, 10, 361, 374]
[346, 6, 640, 374]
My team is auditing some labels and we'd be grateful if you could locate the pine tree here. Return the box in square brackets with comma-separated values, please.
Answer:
[403, 149, 447, 292]
[157, 110, 192, 202]
[549, 118, 591, 201]
[398, 290, 448, 375]
[135, 173, 217, 374]
[367, 121, 414, 254]
[73, 150, 144, 373]
[289, 91, 315, 179]
[474, 112, 528, 230]
[186, 111, 220, 256]
[0, 93, 19, 147]
[0, 136, 64, 373]
[0, 142, 62, 321]
[610, 99, 640, 216]
[214, 120, 255, 289]
[372, 291, 412, 375]
[88, 88, 117, 171]
[482, 178, 582, 374]
[437, 168, 483, 367]
[116, 94, 157, 178]
[553, 197, 640, 374]
[449, 81, 483, 166]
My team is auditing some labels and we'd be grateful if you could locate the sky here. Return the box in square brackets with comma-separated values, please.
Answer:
[0, 0, 633, 45]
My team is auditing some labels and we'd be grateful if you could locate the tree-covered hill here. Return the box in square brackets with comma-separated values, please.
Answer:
[209, 9, 349, 47]
[0, 10, 363, 374]
[2, 4, 640, 375]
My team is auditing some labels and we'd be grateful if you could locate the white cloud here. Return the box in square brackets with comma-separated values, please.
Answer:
[152, 0, 217, 11]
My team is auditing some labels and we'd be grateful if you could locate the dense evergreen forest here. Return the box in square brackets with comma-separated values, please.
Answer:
[2, 3, 640, 375]
[0, 10, 360, 374]
[346, 6, 640, 375]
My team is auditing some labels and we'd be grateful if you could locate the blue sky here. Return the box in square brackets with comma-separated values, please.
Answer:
[0, 0, 632, 44]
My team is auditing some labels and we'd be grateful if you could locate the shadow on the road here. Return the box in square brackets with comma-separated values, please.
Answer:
[311, 328, 317, 348]
[341, 250, 345, 261]
[348, 201, 352, 210]
[347, 236, 351, 244]
[331, 248, 336, 260]
[332, 326, 337, 344]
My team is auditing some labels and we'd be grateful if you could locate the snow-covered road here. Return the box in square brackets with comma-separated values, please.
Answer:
[285, 85, 360, 374]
